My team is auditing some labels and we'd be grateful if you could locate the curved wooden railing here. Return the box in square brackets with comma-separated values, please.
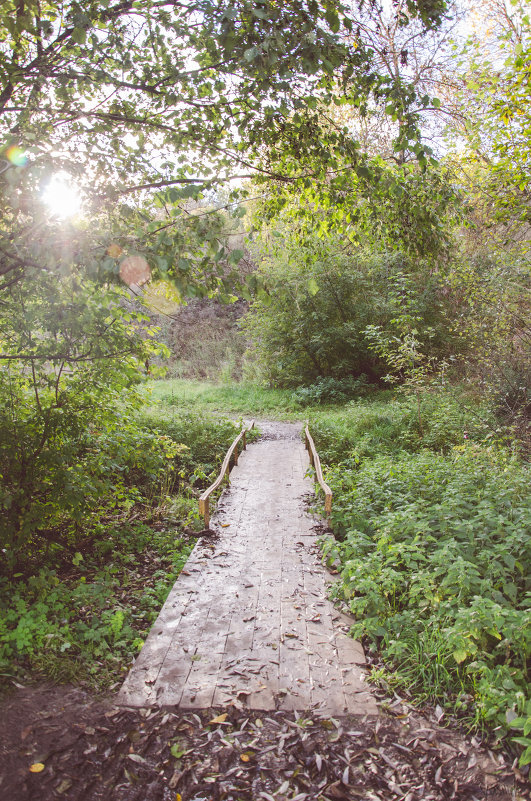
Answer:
[304, 425, 333, 523]
[199, 421, 255, 528]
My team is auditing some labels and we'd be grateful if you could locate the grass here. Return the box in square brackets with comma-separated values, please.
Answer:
[148, 378, 305, 418]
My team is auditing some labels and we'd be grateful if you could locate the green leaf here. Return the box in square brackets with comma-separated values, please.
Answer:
[244, 46, 259, 62]
[452, 649, 468, 664]
[325, 8, 340, 33]
[229, 249, 244, 264]
[170, 743, 186, 759]
[72, 27, 87, 45]
[307, 277, 319, 296]
[519, 746, 531, 767]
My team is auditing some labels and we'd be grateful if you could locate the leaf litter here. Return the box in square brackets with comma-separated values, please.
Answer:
[1, 685, 528, 800]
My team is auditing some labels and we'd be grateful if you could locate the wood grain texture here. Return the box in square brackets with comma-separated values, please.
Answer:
[119, 423, 377, 716]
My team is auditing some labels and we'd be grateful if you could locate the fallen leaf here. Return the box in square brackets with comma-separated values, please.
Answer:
[208, 713, 228, 725]
[170, 743, 186, 759]
[168, 769, 182, 789]
[128, 753, 148, 765]
[29, 763, 45, 773]
[240, 753, 251, 762]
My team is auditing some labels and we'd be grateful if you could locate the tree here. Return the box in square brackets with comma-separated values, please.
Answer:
[445, 0, 531, 244]
[0, 271, 167, 566]
[243, 226, 459, 388]
[0, 0, 452, 291]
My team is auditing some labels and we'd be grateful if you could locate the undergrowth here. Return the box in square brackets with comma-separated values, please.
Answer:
[0, 524, 195, 689]
[0, 403, 241, 692]
[311, 390, 530, 758]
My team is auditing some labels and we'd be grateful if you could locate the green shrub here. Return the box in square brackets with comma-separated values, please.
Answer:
[0, 524, 195, 689]
[292, 375, 371, 406]
[136, 408, 240, 481]
[323, 445, 530, 732]
[309, 390, 497, 465]
[243, 244, 461, 388]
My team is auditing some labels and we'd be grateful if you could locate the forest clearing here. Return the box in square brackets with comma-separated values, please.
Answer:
[0, 0, 530, 798]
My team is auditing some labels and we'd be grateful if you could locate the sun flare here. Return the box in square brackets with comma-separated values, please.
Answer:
[42, 172, 83, 219]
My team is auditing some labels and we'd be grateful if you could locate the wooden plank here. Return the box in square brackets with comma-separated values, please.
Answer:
[119, 429, 375, 716]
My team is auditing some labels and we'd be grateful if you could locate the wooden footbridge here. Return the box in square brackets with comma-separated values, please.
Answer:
[118, 421, 376, 716]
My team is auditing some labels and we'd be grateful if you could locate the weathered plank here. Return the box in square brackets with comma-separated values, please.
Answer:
[118, 425, 377, 716]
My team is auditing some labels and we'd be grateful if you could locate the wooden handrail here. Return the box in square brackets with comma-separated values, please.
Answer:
[199, 421, 255, 527]
[304, 425, 333, 523]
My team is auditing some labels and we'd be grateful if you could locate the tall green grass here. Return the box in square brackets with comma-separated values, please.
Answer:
[149, 378, 303, 417]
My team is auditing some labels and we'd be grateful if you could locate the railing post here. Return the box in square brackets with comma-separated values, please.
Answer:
[305, 424, 333, 523]
[325, 493, 332, 526]
[199, 497, 210, 528]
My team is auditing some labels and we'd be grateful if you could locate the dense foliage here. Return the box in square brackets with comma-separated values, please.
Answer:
[310, 394, 530, 752]
[0, 403, 241, 688]
[244, 240, 460, 388]
[0, 0, 529, 768]
[0, 0, 448, 299]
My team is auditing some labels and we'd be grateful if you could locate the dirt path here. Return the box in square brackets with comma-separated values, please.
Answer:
[119, 421, 375, 715]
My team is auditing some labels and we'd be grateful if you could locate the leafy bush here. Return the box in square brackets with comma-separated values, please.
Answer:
[323, 443, 530, 733]
[313, 390, 530, 743]
[292, 375, 371, 406]
[0, 386, 241, 688]
[243, 242, 461, 388]
[0, 273, 167, 568]
[309, 390, 496, 466]
[136, 408, 240, 481]
[0, 524, 195, 688]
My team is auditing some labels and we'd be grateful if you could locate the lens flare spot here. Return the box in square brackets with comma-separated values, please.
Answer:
[107, 243, 123, 258]
[42, 172, 82, 218]
[119, 254, 151, 287]
[5, 146, 28, 167]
